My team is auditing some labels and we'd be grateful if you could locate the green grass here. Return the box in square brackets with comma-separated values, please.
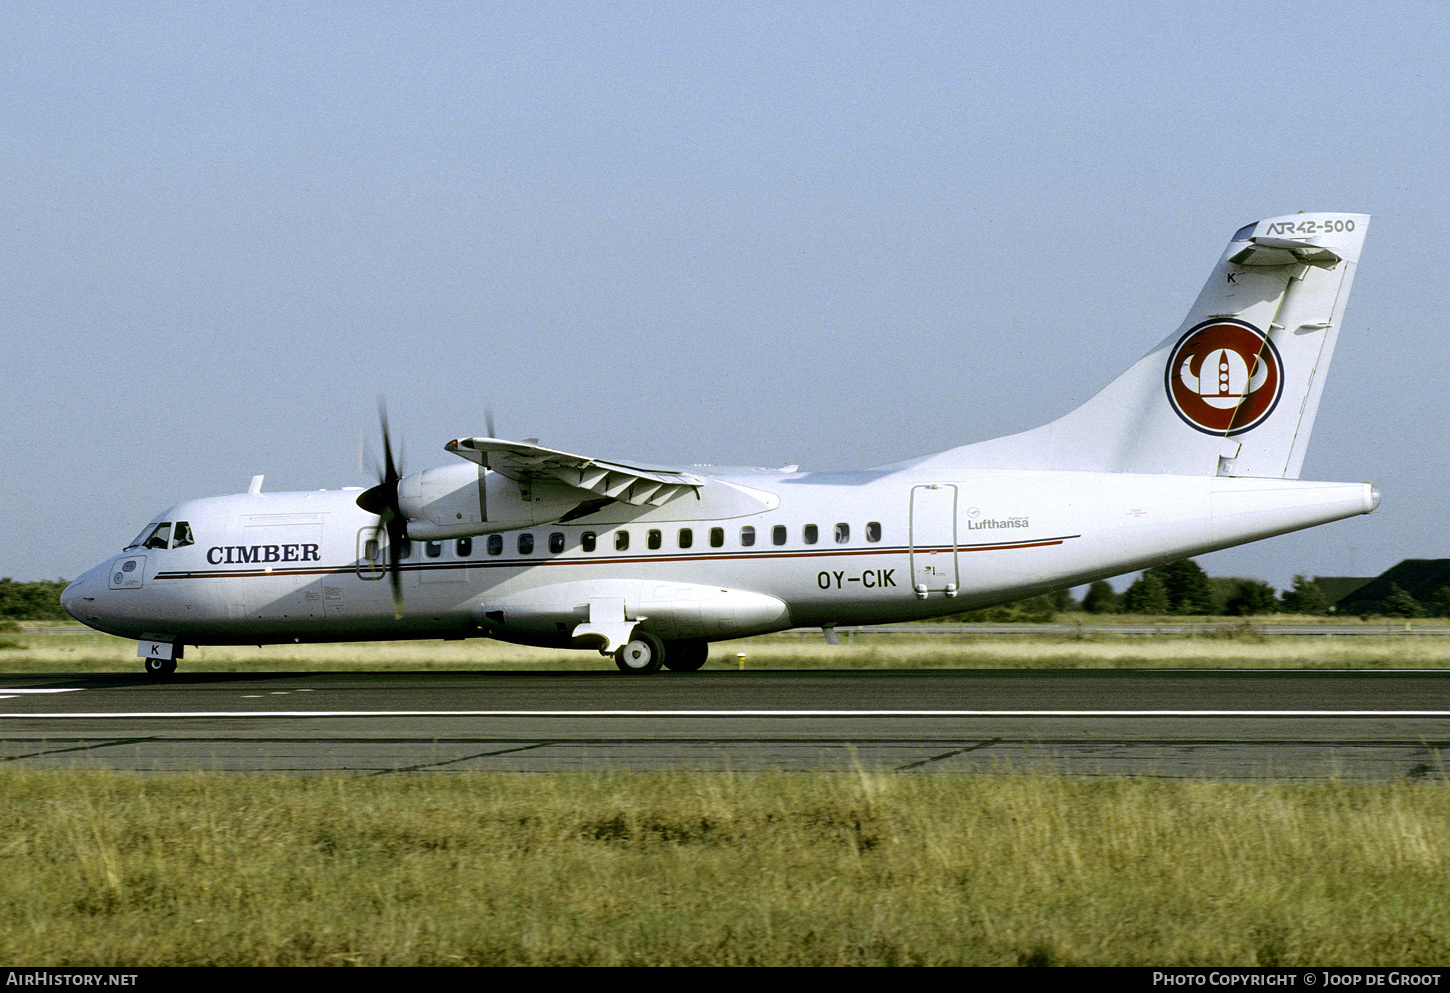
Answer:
[5, 623, 1450, 672]
[2, 768, 1448, 966]
[9, 625, 1450, 965]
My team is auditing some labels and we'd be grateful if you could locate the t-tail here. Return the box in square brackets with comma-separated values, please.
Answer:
[913, 212, 1369, 478]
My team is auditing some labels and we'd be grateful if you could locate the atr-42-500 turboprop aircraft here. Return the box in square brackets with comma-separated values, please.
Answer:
[64, 212, 1377, 676]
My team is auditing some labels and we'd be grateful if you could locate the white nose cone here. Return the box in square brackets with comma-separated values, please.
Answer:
[60, 562, 113, 629]
[60, 577, 83, 621]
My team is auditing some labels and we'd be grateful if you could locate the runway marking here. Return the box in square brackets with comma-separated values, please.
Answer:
[0, 689, 83, 700]
[5, 709, 1450, 719]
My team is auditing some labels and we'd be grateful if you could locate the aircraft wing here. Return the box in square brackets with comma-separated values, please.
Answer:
[445, 437, 706, 507]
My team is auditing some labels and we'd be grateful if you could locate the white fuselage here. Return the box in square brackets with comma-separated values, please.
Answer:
[61, 464, 1377, 651]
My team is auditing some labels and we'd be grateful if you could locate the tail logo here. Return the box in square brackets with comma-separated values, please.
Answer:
[1165, 319, 1283, 436]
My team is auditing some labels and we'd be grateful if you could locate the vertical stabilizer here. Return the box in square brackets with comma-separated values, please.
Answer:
[908, 213, 1369, 478]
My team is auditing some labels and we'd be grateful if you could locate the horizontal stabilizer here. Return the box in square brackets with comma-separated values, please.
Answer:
[446, 437, 705, 507]
[1228, 237, 1342, 269]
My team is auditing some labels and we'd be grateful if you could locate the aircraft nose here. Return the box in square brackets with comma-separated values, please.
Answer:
[61, 564, 106, 624]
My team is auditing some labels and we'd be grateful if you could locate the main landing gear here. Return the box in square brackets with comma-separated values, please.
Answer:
[612, 635, 710, 674]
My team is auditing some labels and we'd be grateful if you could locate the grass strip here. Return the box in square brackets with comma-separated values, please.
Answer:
[8, 628, 1450, 672]
[2, 768, 1448, 966]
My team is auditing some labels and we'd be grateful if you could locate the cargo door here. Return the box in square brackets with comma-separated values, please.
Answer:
[240, 517, 325, 621]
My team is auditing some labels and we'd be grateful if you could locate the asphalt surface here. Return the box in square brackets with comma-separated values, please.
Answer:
[3, 669, 1449, 781]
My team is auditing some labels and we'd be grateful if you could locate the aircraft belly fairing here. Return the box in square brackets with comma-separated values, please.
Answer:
[477, 579, 792, 651]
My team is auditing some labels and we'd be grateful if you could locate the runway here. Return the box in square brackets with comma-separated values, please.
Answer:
[2, 669, 1448, 781]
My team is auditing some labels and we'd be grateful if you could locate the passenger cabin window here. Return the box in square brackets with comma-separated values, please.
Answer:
[582, 531, 597, 552]
[866, 522, 882, 543]
[614, 530, 629, 552]
[772, 525, 787, 546]
[549, 532, 565, 554]
[398, 538, 413, 559]
[740, 526, 755, 547]
[487, 534, 503, 556]
[365, 539, 381, 562]
[678, 528, 693, 549]
[710, 527, 724, 548]
[803, 524, 818, 545]
[648, 529, 662, 550]
[456, 537, 472, 557]
[834, 523, 850, 544]
[518, 534, 534, 555]
[425, 540, 442, 558]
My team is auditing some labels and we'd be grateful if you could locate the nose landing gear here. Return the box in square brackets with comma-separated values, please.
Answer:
[143, 656, 177, 678]
[138, 640, 181, 678]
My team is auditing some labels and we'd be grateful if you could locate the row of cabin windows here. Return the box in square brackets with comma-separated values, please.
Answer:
[397, 522, 884, 560]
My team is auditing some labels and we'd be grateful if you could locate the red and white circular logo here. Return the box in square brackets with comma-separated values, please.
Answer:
[1165, 319, 1283, 436]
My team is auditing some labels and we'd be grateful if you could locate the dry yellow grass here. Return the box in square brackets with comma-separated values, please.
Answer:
[8, 627, 1448, 966]
[2, 768, 1447, 966]
[5, 625, 1450, 672]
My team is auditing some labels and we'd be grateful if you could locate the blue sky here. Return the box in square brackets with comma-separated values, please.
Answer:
[4, 1, 1446, 590]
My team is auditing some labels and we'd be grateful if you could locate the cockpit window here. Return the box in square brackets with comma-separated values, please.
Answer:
[126, 523, 159, 550]
[127, 519, 193, 551]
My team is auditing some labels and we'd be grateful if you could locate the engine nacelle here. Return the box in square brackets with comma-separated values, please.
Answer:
[396, 462, 588, 539]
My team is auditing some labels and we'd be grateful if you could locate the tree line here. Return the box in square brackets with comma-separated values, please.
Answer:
[1078, 561, 1307, 616]
[1088, 561, 1450, 617]
[0, 579, 70, 621]
[960, 560, 1450, 621]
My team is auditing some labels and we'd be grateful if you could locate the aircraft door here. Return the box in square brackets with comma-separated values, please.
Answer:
[909, 484, 959, 598]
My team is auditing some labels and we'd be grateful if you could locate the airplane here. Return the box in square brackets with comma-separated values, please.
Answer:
[63, 211, 1377, 676]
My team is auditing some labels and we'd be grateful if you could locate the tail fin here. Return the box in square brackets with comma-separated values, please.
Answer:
[921, 212, 1369, 478]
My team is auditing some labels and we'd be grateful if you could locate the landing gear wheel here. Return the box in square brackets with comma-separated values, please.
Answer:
[143, 657, 177, 678]
[614, 632, 665, 674]
[663, 639, 708, 672]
